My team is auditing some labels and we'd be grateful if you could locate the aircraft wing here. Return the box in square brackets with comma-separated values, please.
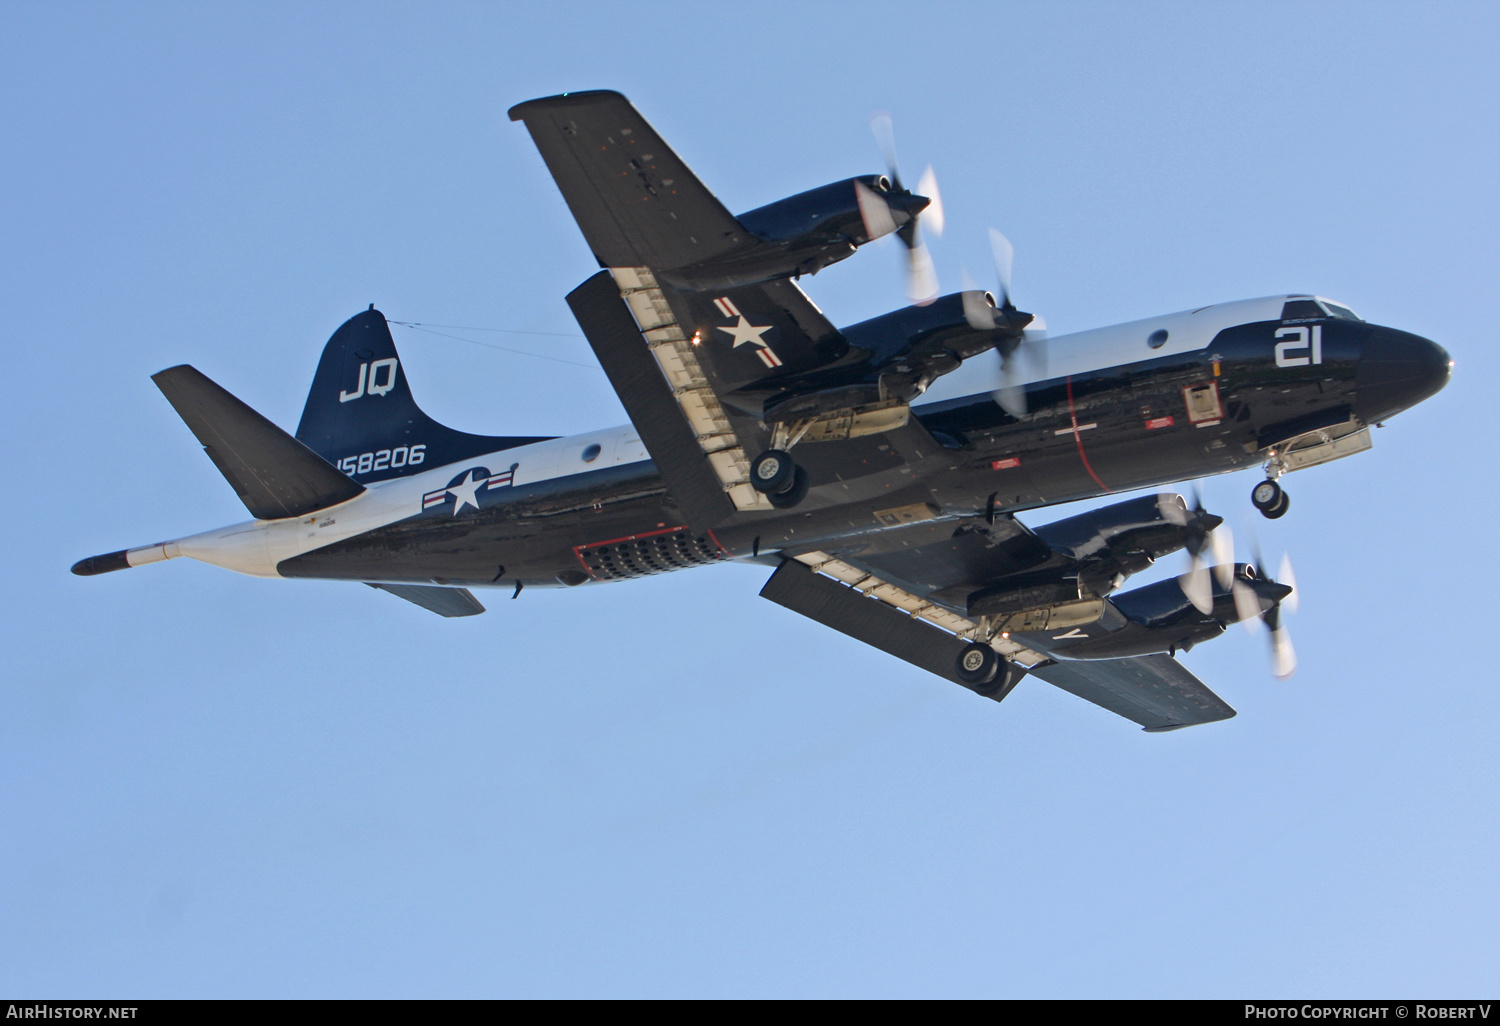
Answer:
[521, 92, 889, 534]
[770, 514, 1236, 731]
[567, 247, 877, 534]
[508, 90, 748, 273]
[1026, 655, 1235, 732]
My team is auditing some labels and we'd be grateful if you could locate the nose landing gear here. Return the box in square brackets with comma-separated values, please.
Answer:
[1251, 455, 1290, 519]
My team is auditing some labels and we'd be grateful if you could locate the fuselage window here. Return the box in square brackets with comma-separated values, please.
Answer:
[581, 443, 602, 462]
[1148, 329, 1169, 349]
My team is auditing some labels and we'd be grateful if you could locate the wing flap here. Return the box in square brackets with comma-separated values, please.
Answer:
[761, 558, 1024, 702]
[566, 270, 742, 531]
[153, 365, 365, 520]
[1028, 655, 1236, 731]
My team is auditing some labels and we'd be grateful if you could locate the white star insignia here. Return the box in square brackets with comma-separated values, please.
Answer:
[446, 470, 485, 515]
[716, 314, 773, 349]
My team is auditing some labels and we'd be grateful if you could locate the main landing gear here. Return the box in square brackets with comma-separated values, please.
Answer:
[1251, 454, 1290, 519]
[954, 641, 1018, 698]
[955, 642, 1001, 685]
[750, 448, 809, 509]
[752, 419, 821, 509]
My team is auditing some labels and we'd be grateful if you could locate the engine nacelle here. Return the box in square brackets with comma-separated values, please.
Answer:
[967, 494, 1219, 616]
[660, 175, 922, 291]
[1032, 493, 1219, 596]
[749, 292, 1026, 423]
[1015, 564, 1291, 661]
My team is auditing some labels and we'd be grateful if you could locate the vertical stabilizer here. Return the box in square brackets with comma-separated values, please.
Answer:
[295, 308, 553, 484]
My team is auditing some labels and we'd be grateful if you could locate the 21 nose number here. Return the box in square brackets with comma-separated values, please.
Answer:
[1274, 325, 1323, 368]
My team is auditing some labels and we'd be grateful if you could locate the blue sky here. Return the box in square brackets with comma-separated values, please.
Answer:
[3, 1, 1496, 997]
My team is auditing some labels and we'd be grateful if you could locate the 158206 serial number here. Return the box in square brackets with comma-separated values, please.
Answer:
[337, 444, 426, 476]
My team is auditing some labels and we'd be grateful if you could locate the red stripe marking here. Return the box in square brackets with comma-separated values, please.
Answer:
[1065, 376, 1112, 494]
[578, 525, 685, 551]
[705, 528, 733, 557]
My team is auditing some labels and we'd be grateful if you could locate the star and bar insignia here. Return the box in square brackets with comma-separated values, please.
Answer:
[421, 464, 518, 515]
[713, 297, 782, 369]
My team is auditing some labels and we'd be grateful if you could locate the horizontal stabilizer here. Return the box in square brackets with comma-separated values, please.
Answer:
[153, 365, 365, 520]
[365, 583, 486, 617]
[71, 550, 132, 576]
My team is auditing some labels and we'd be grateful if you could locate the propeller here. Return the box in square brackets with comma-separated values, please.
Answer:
[867, 112, 944, 305]
[963, 228, 1048, 417]
[1168, 488, 1298, 676]
[1233, 535, 1298, 679]
[1177, 484, 1229, 614]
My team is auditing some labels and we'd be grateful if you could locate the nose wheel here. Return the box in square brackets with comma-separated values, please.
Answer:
[751, 449, 810, 508]
[1251, 479, 1290, 519]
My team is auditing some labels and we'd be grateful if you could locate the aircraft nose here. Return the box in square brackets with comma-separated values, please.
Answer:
[1356, 327, 1452, 423]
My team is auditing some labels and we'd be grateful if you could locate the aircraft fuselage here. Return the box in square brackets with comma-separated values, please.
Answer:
[146, 294, 1445, 620]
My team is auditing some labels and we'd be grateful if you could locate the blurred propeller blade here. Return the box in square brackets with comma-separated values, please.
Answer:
[1233, 581, 1263, 633]
[1211, 525, 1236, 588]
[996, 348, 1027, 417]
[916, 165, 943, 237]
[870, 111, 901, 187]
[989, 228, 1015, 307]
[905, 238, 939, 305]
[1246, 527, 1265, 575]
[1270, 624, 1297, 679]
[961, 267, 998, 329]
[1158, 492, 1189, 527]
[1020, 331, 1048, 380]
[1181, 564, 1214, 615]
[854, 178, 897, 240]
[1279, 552, 1300, 614]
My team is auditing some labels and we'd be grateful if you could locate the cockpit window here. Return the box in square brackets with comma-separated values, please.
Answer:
[1281, 299, 1325, 320]
[1319, 300, 1362, 321]
[1282, 297, 1365, 322]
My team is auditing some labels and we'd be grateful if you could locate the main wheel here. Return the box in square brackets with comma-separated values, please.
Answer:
[1251, 479, 1284, 513]
[750, 449, 796, 494]
[973, 659, 1019, 699]
[767, 465, 809, 509]
[1263, 490, 1291, 520]
[955, 642, 1000, 686]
